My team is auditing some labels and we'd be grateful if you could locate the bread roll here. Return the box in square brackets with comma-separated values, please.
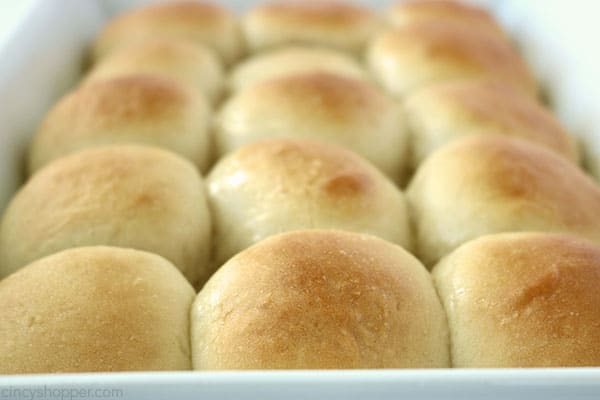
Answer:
[367, 22, 537, 98]
[93, 1, 243, 65]
[243, 0, 381, 56]
[28, 75, 212, 173]
[406, 135, 600, 266]
[1, 145, 212, 285]
[0, 246, 195, 374]
[207, 138, 411, 267]
[86, 39, 224, 104]
[387, 0, 506, 40]
[433, 232, 600, 367]
[216, 73, 408, 183]
[192, 230, 449, 369]
[228, 45, 369, 93]
[404, 80, 578, 168]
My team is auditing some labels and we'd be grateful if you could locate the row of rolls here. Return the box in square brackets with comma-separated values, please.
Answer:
[1, 0, 600, 373]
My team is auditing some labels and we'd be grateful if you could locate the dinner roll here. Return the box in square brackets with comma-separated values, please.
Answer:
[387, 0, 506, 40]
[405, 80, 578, 168]
[228, 45, 369, 93]
[1, 145, 211, 285]
[216, 73, 408, 183]
[86, 39, 224, 104]
[0, 246, 195, 374]
[207, 138, 411, 267]
[406, 136, 600, 266]
[367, 22, 537, 98]
[192, 230, 449, 369]
[28, 75, 212, 173]
[433, 232, 600, 367]
[243, 0, 381, 56]
[93, 1, 243, 65]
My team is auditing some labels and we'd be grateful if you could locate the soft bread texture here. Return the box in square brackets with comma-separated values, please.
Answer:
[28, 75, 212, 173]
[243, 0, 382, 56]
[406, 135, 600, 266]
[228, 45, 369, 93]
[367, 22, 537, 98]
[0, 246, 195, 374]
[216, 73, 408, 183]
[387, 0, 507, 40]
[1, 145, 212, 284]
[192, 230, 449, 369]
[207, 138, 412, 267]
[86, 39, 225, 104]
[433, 232, 600, 367]
[93, 1, 243, 65]
[404, 80, 578, 168]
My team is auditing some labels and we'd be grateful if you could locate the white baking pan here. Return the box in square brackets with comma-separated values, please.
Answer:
[1, 1, 599, 398]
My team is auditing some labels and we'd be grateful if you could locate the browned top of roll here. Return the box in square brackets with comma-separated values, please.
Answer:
[247, 72, 387, 121]
[218, 138, 382, 202]
[0, 246, 194, 374]
[192, 230, 449, 369]
[85, 38, 224, 104]
[387, 0, 506, 38]
[433, 232, 600, 367]
[28, 75, 211, 172]
[93, 1, 242, 64]
[368, 22, 536, 97]
[404, 80, 578, 165]
[407, 135, 600, 266]
[250, 0, 372, 26]
[207, 138, 411, 265]
[3, 145, 210, 283]
[216, 72, 407, 182]
[243, 0, 381, 54]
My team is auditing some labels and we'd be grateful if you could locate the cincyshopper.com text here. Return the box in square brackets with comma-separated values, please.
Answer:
[1, 386, 123, 400]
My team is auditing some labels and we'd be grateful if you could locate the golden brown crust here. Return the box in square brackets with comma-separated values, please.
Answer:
[192, 230, 449, 369]
[243, 0, 381, 55]
[433, 232, 600, 367]
[2, 145, 212, 284]
[86, 39, 224, 104]
[78, 75, 189, 118]
[407, 135, 600, 266]
[387, 0, 506, 39]
[253, 1, 371, 27]
[93, 1, 243, 64]
[0, 246, 195, 374]
[216, 73, 408, 183]
[207, 138, 411, 266]
[228, 45, 369, 92]
[404, 80, 578, 166]
[226, 138, 377, 199]
[368, 22, 537, 97]
[247, 73, 386, 123]
[29, 75, 212, 172]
